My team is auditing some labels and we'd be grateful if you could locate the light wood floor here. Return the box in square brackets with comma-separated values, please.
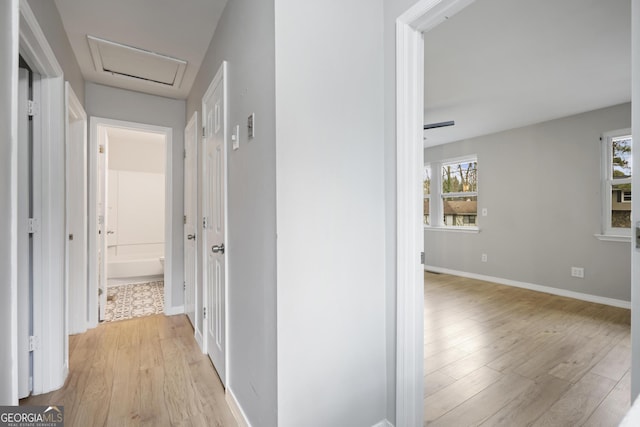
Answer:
[424, 272, 631, 426]
[21, 314, 237, 427]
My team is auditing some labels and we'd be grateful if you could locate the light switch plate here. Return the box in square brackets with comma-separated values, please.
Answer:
[232, 125, 240, 150]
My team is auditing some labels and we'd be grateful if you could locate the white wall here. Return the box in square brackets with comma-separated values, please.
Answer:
[0, 0, 18, 406]
[186, 0, 278, 424]
[424, 103, 632, 302]
[26, 0, 84, 104]
[274, 1, 387, 426]
[85, 82, 185, 306]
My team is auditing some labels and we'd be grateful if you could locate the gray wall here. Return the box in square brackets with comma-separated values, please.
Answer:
[424, 103, 632, 302]
[0, 0, 18, 406]
[186, 0, 278, 425]
[26, 0, 84, 103]
[274, 0, 387, 425]
[85, 82, 186, 310]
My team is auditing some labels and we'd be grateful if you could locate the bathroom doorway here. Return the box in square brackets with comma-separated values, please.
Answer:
[89, 118, 173, 324]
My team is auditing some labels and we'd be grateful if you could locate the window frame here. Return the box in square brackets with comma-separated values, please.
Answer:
[424, 154, 479, 231]
[600, 128, 632, 240]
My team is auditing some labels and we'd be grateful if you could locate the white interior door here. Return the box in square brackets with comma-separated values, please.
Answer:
[97, 131, 108, 321]
[203, 63, 227, 385]
[184, 113, 198, 328]
[18, 68, 31, 399]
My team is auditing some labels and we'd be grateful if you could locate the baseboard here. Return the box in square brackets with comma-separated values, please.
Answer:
[164, 305, 185, 316]
[425, 266, 631, 309]
[195, 329, 204, 352]
[226, 388, 251, 427]
[372, 420, 394, 427]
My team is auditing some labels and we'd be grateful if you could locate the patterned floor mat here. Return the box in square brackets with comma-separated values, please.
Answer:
[104, 281, 164, 322]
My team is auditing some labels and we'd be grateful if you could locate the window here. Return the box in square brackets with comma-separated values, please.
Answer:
[423, 166, 431, 225]
[424, 156, 478, 229]
[601, 129, 632, 237]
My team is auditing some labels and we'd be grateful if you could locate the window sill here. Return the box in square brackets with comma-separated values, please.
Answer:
[594, 234, 631, 242]
[424, 226, 480, 234]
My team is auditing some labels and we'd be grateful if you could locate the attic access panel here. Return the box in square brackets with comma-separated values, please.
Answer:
[87, 35, 187, 88]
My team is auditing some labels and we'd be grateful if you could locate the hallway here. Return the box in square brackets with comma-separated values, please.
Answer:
[21, 315, 236, 426]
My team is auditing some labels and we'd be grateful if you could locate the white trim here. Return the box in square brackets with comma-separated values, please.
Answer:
[372, 420, 395, 427]
[19, 0, 67, 396]
[395, 1, 476, 425]
[195, 329, 203, 351]
[89, 118, 175, 325]
[594, 234, 632, 242]
[425, 265, 632, 309]
[225, 389, 251, 427]
[425, 226, 479, 233]
[601, 128, 633, 237]
[65, 83, 88, 340]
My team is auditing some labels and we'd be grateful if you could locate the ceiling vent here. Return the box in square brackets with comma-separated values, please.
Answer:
[87, 35, 187, 88]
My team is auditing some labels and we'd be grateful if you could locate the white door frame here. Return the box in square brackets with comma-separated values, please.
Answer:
[184, 112, 199, 338]
[65, 82, 87, 338]
[394, 0, 476, 425]
[201, 61, 229, 383]
[89, 117, 174, 326]
[18, 0, 67, 396]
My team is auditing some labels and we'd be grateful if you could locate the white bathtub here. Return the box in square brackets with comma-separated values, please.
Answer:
[107, 254, 164, 279]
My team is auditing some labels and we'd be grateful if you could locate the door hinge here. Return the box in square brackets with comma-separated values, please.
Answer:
[27, 100, 38, 117]
[203, 307, 207, 319]
[420, 252, 425, 264]
[203, 217, 207, 229]
[184, 215, 187, 225]
[99, 145, 105, 154]
[27, 218, 39, 234]
[29, 336, 38, 351]
[202, 126, 206, 138]
[184, 149, 187, 159]
[183, 281, 186, 291]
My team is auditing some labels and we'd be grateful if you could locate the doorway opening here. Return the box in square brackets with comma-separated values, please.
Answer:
[89, 118, 173, 325]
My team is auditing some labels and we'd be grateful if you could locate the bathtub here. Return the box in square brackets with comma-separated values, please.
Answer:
[107, 253, 164, 279]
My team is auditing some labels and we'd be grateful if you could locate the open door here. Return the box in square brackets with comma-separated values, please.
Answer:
[184, 113, 198, 328]
[97, 129, 108, 321]
[203, 62, 227, 385]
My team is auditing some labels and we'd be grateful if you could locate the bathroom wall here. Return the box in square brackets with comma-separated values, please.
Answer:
[107, 130, 165, 276]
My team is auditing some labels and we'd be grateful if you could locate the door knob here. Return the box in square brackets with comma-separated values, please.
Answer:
[211, 243, 225, 254]
[187, 234, 196, 240]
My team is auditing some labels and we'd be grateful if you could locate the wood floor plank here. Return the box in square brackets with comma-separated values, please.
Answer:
[428, 372, 534, 426]
[20, 314, 237, 427]
[424, 272, 631, 427]
[479, 374, 572, 426]
[531, 372, 617, 426]
[423, 366, 503, 423]
[583, 370, 631, 427]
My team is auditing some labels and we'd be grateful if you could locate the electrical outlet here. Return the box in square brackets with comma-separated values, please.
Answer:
[571, 267, 584, 278]
[481, 253, 487, 262]
[482, 208, 488, 216]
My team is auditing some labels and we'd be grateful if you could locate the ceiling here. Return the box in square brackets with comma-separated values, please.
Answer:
[54, 0, 227, 99]
[423, 0, 631, 147]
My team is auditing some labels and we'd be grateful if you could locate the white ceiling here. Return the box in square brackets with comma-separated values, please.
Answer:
[423, 0, 631, 147]
[54, 0, 227, 99]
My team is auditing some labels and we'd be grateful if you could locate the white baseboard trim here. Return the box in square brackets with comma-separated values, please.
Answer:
[372, 420, 394, 427]
[226, 388, 251, 427]
[164, 305, 185, 316]
[425, 266, 631, 309]
[195, 329, 204, 352]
